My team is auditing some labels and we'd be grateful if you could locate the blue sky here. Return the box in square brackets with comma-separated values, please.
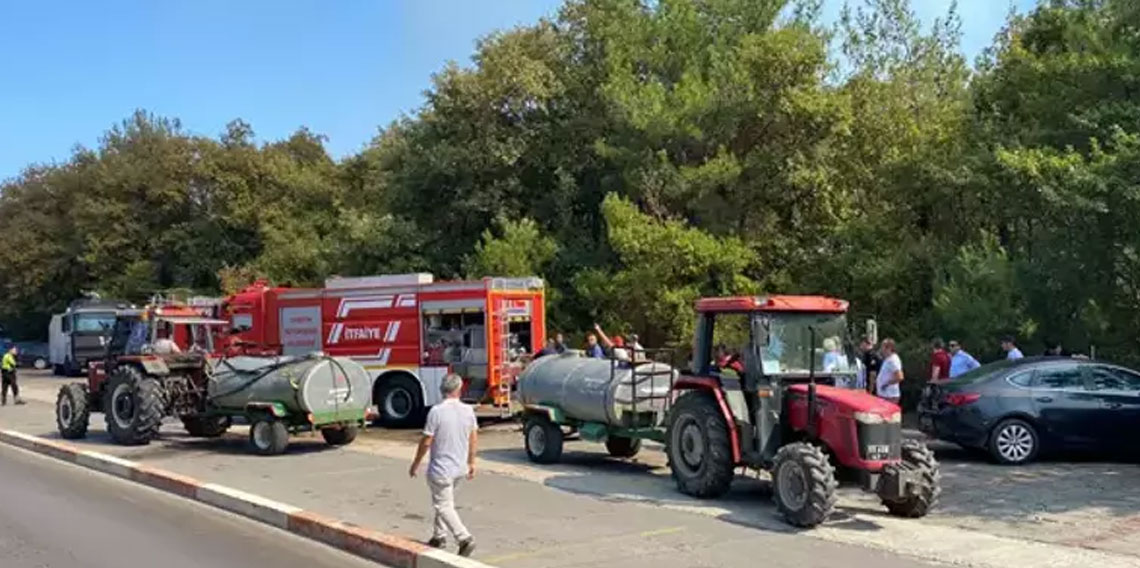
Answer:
[0, 0, 1035, 181]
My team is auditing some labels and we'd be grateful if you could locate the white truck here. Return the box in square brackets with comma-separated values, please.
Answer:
[49, 299, 128, 376]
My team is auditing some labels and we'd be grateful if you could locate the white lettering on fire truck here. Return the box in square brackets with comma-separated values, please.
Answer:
[326, 321, 401, 345]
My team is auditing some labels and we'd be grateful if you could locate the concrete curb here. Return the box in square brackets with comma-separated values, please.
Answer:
[0, 429, 494, 568]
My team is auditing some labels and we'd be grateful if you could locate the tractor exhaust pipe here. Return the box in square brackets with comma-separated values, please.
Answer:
[807, 326, 817, 439]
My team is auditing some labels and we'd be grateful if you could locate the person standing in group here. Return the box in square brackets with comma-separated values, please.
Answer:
[536, 338, 559, 357]
[409, 373, 478, 557]
[584, 332, 605, 358]
[1, 346, 22, 405]
[1001, 336, 1024, 360]
[876, 338, 904, 404]
[554, 333, 567, 354]
[948, 340, 980, 378]
[929, 338, 951, 382]
[858, 336, 882, 394]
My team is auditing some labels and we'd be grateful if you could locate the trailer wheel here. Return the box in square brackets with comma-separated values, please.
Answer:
[524, 416, 563, 464]
[882, 440, 941, 518]
[374, 374, 424, 428]
[181, 416, 231, 438]
[666, 391, 735, 498]
[104, 367, 163, 446]
[605, 436, 641, 458]
[56, 383, 90, 439]
[249, 419, 289, 455]
[321, 425, 359, 446]
[772, 442, 837, 528]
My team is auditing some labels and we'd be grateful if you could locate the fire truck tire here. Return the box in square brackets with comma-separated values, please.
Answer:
[374, 374, 424, 428]
[104, 368, 163, 446]
[883, 439, 941, 518]
[56, 383, 90, 439]
[321, 425, 359, 446]
[605, 435, 641, 458]
[666, 391, 734, 498]
[772, 442, 837, 528]
[250, 419, 290, 455]
[181, 415, 231, 438]
[524, 415, 563, 464]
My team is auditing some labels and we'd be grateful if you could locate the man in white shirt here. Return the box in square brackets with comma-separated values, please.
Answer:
[876, 338, 904, 404]
[151, 327, 182, 355]
[409, 373, 478, 557]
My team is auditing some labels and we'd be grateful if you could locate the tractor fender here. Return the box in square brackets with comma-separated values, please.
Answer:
[672, 375, 742, 463]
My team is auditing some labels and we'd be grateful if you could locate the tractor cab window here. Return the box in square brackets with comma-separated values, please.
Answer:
[710, 313, 751, 378]
[125, 321, 150, 355]
[757, 313, 855, 378]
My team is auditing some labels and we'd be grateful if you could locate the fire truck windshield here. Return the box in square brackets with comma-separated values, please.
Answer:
[757, 312, 855, 377]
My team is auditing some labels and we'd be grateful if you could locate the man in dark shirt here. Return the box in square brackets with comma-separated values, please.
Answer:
[859, 336, 881, 394]
[929, 338, 951, 382]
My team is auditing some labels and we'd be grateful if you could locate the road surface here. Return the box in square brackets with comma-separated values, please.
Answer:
[0, 443, 380, 568]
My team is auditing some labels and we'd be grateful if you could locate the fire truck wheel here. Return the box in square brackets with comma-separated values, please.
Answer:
[56, 383, 90, 439]
[321, 425, 359, 446]
[605, 435, 641, 458]
[666, 391, 734, 498]
[249, 419, 290, 455]
[374, 374, 424, 428]
[181, 415, 231, 438]
[882, 440, 941, 518]
[524, 416, 563, 464]
[104, 367, 162, 446]
[772, 442, 837, 528]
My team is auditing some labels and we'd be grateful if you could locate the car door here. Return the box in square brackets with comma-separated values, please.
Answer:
[1029, 363, 1102, 449]
[1086, 365, 1140, 452]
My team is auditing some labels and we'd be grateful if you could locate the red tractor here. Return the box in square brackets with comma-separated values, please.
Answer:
[665, 296, 939, 526]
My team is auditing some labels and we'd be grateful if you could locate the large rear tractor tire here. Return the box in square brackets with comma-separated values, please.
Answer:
[104, 367, 163, 446]
[56, 383, 90, 439]
[771, 442, 838, 528]
[665, 391, 735, 498]
[523, 415, 564, 464]
[605, 435, 642, 458]
[181, 415, 231, 438]
[249, 419, 290, 455]
[882, 440, 941, 518]
[374, 375, 424, 428]
[321, 425, 359, 446]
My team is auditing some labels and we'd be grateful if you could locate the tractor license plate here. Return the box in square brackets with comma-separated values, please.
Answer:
[865, 444, 891, 461]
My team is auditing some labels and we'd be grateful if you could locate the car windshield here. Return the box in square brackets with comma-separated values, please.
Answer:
[758, 312, 855, 376]
[74, 312, 116, 333]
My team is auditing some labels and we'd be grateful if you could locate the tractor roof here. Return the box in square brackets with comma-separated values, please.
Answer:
[695, 295, 849, 314]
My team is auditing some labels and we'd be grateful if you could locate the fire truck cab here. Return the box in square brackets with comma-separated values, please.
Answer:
[222, 273, 545, 426]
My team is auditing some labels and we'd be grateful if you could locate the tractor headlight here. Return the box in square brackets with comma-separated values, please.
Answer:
[854, 411, 901, 424]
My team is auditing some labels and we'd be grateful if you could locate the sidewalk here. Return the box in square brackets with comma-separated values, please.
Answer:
[9, 374, 1140, 568]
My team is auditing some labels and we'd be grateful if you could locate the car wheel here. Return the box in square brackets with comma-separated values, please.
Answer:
[988, 418, 1039, 465]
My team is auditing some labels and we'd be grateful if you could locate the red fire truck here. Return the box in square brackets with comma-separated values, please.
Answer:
[222, 273, 545, 426]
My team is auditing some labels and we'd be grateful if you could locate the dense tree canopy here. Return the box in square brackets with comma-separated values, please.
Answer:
[3, 0, 1139, 400]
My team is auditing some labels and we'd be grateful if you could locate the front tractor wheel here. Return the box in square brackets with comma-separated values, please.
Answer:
[882, 440, 941, 518]
[104, 367, 163, 446]
[56, 383, 90, 439]
[771, 442, 838, 528]
[665, 391, 734, 498]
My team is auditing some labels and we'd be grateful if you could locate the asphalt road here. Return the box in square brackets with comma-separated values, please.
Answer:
[0, 444, 380, 568]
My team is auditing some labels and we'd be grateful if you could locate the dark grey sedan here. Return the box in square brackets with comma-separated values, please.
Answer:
[918, 357, 1140, 464]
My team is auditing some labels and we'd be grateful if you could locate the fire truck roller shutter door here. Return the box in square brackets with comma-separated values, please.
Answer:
[372, 370, 427, 428]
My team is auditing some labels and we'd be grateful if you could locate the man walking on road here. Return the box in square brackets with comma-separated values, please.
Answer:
[409, 373, 478, 557]
[948, 340, 980, 378]
[1, 346, 23, 405]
